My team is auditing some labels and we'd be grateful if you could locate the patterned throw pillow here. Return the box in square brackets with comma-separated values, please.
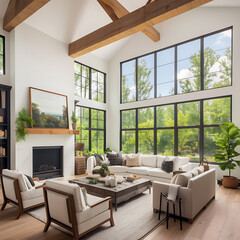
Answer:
[126, 154, 141, 167]
[161, 156, 173, 173]
[107, 152, 123, 166]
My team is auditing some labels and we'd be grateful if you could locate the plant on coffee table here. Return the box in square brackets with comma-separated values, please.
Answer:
[98, 163, 110, 177]
[89, 178, 99, 184]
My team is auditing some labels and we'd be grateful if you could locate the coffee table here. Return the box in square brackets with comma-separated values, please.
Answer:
[69, 177, 151, 211]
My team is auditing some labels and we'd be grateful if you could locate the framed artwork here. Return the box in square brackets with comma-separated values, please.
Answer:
[29, 87, 69, 129]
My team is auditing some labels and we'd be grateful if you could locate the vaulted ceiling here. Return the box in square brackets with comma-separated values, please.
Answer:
[0, 0, 240, 61]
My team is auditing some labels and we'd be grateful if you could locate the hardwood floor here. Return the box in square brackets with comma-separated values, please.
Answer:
[0, 178, 239, 240]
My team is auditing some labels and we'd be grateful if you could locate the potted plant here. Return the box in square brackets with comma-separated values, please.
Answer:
[71, 111, 78, 130]
[98, 163, 110, 177]
[105, 147, 112, 153]
[16, 108, 34, 142]
[214, 122, 240, 189]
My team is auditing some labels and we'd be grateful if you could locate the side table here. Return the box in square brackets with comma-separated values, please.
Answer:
[75, 156, 86, 175]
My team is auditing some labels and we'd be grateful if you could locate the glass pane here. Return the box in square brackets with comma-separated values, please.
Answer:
[138, 130, 154, 155]
[82, 65, 90, 78]
[122, 130, 135, 154]
[156, 105, 174, 127]
[138, 107, 154, 128]
[204, 97, 231, 125]
[92, 80, 98, 91]
[122, 110, 136, 129]
[91, 130, 104, 154]
[98, 120, 104, 129]
[92, 91, 98, 101]
[178, 101, 200, 126]
[75, 85, 80, 97]
[122, 60, 136, 103]
[74, 62, 81, 74]
[178, 128, 199, 161]
[98, 72, 105, 84]
[92, 69, 97, 80]
[157, 48, 175, 97]
[157, 129, 174, 155]
[98, 111, 104, 120]
[177, 39, 201, 93]
[98, 83, 104, 93]
[204, 127, 223, 162]
[0, 37, 3, 55]
[204, 29, 232, 89]
[74, 74, 80, 86]
[138, 54, 154, 100]
[98, 93, 104, 103]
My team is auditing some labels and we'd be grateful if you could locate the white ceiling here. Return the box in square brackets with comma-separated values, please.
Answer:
[0, 0, 240, 61]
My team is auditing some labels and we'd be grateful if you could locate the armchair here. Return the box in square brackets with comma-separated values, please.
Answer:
[1, 169, 45, 219]
[43, 180, 114, 240]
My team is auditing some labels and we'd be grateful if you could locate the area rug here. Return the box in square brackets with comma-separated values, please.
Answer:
[27, 192, 165, 240]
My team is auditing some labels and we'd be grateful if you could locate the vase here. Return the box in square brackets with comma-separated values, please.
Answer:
[72, 123, 78, 130]
[222, 176, 239, 189]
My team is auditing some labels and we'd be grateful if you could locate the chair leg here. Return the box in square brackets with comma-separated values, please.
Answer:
[179, 198, 182, 230]
[16, 209, 22, 220]
[173, 203, 176, 222]
[158, 193, 162, 220]
[166, 201, 169, 229]
[1, 200, 8, 211]
[43, 220, 51, 232]
[110, 217, 115, 227]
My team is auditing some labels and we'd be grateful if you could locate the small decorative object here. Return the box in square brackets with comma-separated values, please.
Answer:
[71, 111, 78, 130]
[111, 177, 117, 187]
[89, 178, 99, 184]
[199, 158, 209, 172]
[29, 87, 69, 128]
[214, 122, 240, 189]
[98, 163, 110, 177]
[105, 177, 111, 187]
[75, 142, 84, 156]
[16, 108, 34, 142]
[105, 147, 112, 153]
[126, 176, 135, 182]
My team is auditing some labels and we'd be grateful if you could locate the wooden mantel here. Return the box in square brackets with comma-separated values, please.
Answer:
[25, 128, 79, 135]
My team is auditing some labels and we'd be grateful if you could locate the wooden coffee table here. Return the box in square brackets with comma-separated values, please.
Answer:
[69, 177, 151, 211]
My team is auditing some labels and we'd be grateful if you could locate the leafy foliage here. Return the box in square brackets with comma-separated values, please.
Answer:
[214, 122, 240, 176]
[16, 108, 34, 142]
[71, 111, 77, 123]
[89, 178, 99, 184]
[97, 163, 110, 177]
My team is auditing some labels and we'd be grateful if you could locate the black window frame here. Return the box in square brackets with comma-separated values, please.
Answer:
[74, 61, 106, 103]
[120, 26, 233, 104]
[120, 95, 232, 163]
[0, 35, 6, 75]
[75, 104, 106, 153]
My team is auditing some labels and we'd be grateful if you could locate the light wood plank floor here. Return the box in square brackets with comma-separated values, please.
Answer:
[0, 177, 239, 240]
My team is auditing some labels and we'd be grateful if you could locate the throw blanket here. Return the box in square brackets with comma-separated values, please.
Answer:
[167, 184, 180, 202]
[93, 153, 103, 161]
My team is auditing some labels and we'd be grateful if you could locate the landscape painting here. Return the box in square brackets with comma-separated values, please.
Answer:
[30, 87, 69, 128]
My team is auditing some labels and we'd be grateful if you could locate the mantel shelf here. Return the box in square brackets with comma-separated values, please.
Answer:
[25, 128, 79, 135]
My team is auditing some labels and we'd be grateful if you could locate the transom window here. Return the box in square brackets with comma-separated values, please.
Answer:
[74, 61, 106, 103]
[120, 96, 231, 162]
[121, 27, 232, 103]
[75, 105, 106, 154]
[0, 35, 5, 75]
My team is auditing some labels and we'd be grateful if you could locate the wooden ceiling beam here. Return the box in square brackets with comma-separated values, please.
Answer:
[69, 0, 212, 58]
[3, 0, 51, 32]
[98, 0, 160, 42]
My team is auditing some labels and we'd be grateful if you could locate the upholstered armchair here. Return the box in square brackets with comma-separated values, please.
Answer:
[43, 180, 114, 240]
[1, 169, 45, 219]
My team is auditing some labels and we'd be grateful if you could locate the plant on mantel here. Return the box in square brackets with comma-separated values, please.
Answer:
[16, 108, 34, 142]
[71, 111, 78, 130]
[214, 122, 240, 189]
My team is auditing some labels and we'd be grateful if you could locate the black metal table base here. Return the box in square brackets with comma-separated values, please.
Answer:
[158, 192, 182, 230]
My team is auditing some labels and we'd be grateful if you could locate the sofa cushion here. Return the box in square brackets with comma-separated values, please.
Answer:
[21, 187, 43, 201]
[107, 152, 123, 166]
[189, 168, 199, 177]
[127, 166, 153, 175]
[175, 172, 192, 187]
[126, 154, 141, 167]
[173, 157, 189, 171]
[157, 156, 165, 168]
[140, 155, 157, 167]
[108, 166, 129, 173]
[161, 157, 174, 173]
[195, 166, 204, 174]
[148, 168, 172, 179]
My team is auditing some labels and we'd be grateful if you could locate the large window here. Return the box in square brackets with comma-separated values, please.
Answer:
[120, 96, 231, 162]
[0, 35, 5, 75]
[74, 61, 106, 103]
[75, 106, 106, 154]
[121, 27, 232, 103]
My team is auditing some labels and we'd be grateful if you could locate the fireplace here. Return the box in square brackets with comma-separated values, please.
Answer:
[33, 146, 63, 180]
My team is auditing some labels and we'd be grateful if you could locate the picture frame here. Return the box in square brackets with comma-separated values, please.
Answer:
[29, 87, 69, 129]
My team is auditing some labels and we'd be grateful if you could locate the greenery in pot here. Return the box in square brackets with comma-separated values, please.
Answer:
[214, 122, 240, 188]
[105, 147, 112, 153]
[71, 111, 78, 130]
[16, 108, 34, 142]
[89, 178, 99, 184]
[98, 163, 110, 177]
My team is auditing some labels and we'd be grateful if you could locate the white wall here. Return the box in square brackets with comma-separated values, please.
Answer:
[12, 23, 108, 176]
[107, 7, 240, 178]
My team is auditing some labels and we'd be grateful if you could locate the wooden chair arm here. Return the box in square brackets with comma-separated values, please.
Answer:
[35, 183, 45, 189]
[90, 197, 112, 208]
[33, 177, 40, 182]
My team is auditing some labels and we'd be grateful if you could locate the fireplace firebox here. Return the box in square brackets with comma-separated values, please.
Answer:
[33, 146, 63, 180]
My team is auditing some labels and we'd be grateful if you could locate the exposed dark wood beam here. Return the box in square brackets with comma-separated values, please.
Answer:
[69, 0, 212, 58]
[3, 0, 51, 32]
[98, 0, 160, 42]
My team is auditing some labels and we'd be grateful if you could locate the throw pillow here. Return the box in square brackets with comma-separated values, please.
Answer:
[189, 168, 199, 177]
[107, 152, 123, 166]
[196, 166, 204, 174]
[126, 154, 141, 167]
[122, 159, 127, 166]
[175, 172, 192, 187]
[24, 174, 35, 187]
[79, 187, 89, 210]
[93, 153, 103, 161]
[23, 174, 34, 190]
[161, 157, 173, 173]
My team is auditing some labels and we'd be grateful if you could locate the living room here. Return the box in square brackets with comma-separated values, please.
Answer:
[0, 0, 240, 239]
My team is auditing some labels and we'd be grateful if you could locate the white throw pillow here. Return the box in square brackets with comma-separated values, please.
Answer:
[175, 172, 192, 187]
[157, 155, 165, 168]
[126, 154, 141, 167]
[140, 155, 157, 167]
